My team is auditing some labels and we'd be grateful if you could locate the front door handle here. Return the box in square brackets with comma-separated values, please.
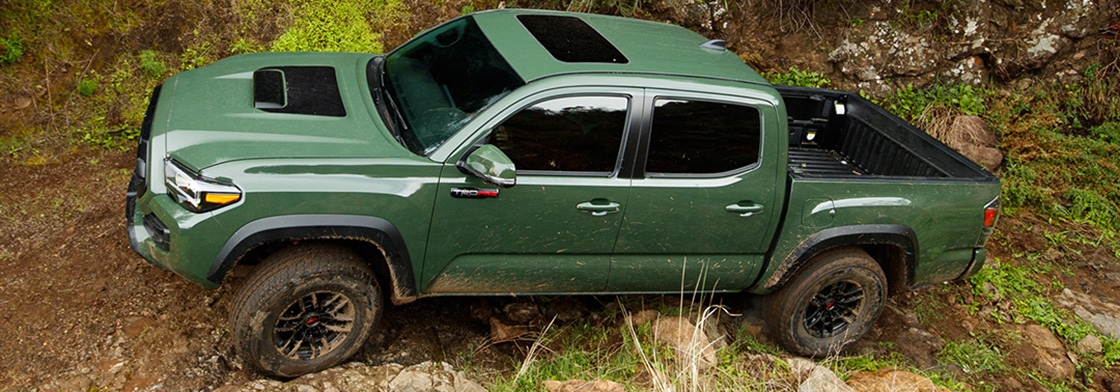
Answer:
[726, 202, 764, 217]
[576, 200, 621, 216]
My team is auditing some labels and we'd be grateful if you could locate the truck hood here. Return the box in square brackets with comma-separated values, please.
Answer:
[157, 52, 411, 171]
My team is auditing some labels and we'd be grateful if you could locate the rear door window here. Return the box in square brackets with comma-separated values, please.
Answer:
[645, 99, 761, 176]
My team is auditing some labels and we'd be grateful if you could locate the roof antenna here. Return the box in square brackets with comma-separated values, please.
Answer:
[700, 39, 727, 51]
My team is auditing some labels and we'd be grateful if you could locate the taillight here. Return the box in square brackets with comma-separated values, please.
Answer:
[983, 198, 1000, 227]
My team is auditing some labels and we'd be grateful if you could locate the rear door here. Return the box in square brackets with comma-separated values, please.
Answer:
[609, 91, 784, 292]
[423, 89, 642, 293]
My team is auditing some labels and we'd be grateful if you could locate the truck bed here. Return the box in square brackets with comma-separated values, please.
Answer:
[776, 86, 991, 180]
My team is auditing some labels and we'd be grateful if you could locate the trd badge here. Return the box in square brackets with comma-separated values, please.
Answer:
[450, 187, 500, 199]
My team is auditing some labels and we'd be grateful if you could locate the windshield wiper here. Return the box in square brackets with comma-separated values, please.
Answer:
[369, 58, 407, 147]
[376, 59, 425, 154]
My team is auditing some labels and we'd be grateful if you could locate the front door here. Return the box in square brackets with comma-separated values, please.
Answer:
[609, 93, 783, 292]
[423, 92, 639, 293]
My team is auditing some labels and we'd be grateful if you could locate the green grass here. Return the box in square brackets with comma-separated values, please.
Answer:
[937, 337, 1007, 374]
[967, 257, 1120, 368]
[763, 66, 831, 88]
[992, 71, 1120, 251]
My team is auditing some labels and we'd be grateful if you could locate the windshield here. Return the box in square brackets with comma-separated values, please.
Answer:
[379, 16, 524, 155]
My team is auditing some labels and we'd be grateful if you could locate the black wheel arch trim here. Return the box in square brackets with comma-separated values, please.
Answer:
[762, 224, 918, 291]
[208, 214, 417, 301]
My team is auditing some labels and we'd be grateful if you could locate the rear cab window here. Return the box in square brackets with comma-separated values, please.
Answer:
[645, 98, 763, 177]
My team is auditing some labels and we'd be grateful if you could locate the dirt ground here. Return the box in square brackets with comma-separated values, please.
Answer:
[0, 149, 525, 391]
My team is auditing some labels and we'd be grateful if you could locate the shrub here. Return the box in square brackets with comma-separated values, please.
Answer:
[270, 0, 385, 53]
[139, 50, 166, 78]
[0, 34, 24, 64]
[763, 66, 831, 88]
[77, 78, 97, 97]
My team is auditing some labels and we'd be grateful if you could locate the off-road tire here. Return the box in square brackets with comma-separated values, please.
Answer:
[764, 247, 886, 357]
[230, 244, 382, 378]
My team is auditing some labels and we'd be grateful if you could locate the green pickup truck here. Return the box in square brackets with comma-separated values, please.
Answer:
[126, 9, 1000, 377]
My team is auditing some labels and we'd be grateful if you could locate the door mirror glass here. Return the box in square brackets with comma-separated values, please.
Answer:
[459, 144, 517, 188]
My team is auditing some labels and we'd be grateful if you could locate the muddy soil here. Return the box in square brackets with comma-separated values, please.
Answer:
[0, 150, 520, 391]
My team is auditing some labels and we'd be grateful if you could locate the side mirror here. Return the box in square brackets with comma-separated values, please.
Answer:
[457, 144, 516, 188]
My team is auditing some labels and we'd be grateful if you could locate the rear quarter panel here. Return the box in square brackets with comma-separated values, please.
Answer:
[756, 176, 1000, 292]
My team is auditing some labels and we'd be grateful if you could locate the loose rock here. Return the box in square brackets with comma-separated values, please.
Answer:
[503, 301, 540, 324]
[215, 361, 485, 392]
[490, 316, 530, 342]
[846, 367, 949, 392]
[543, 379, 625, 392]
[652, 316, 718, 371]
[1019, 324, 1074, 380]
[1077, 335, 1103, 355]
[787, 358, 856, 392]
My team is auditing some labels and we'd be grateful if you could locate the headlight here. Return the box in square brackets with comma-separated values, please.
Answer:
[164, 160, 242, 212]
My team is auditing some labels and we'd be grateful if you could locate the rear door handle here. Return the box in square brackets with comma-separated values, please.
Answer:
[576, 200, 621, 216]
[726, 202, 764, 217]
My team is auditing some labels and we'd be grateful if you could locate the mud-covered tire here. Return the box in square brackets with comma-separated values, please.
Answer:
[230, 244, 383, 378]
[764, 247, 886, 357]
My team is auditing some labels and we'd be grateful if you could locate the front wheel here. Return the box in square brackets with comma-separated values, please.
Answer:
[764, 247, 886, 357]
[230, 244, 383, 378]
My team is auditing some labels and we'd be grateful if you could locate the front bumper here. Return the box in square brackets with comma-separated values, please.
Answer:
[126, 182, 226, 289]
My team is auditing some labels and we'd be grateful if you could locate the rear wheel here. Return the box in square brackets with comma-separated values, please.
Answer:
[230, 244, 383, 378]
[764, 247, 886, 357]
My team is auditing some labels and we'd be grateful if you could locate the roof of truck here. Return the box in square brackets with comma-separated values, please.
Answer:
[470, 9, 769, 85]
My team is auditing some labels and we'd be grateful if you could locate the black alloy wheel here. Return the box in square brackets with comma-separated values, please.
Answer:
[803, 280, 864, 338]
[764, 247, 886, 357]
[231, 244, 383, 378]
[274, 291, 356, 360]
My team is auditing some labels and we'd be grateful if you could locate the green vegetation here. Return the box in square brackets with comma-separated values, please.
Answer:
[77, 78, 97, 97]
[139, 50, 166, 78]
[763, 66, 831, 88]
[0, 33, 23, 64]
[270, 0, 393, 53]
[992, 71, 1120, 248]
[967, 256, 1120, 368]
[485, 320, 642, 391]
[906, 9, 939, 29]
[937, 337, 1007, 374]
[881, 83, 989, 119]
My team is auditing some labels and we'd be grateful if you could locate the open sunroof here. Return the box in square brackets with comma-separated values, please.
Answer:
[517, 15, 628, 64]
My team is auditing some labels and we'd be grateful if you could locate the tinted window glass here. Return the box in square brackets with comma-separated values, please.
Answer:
[517, 15, 628, 64]
[491, 96, 628, 173]
[382, 16, 524, 154]
[646, 99, 761, 175]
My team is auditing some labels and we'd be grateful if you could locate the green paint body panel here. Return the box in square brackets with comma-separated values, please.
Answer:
[126, 9, 1000, 302]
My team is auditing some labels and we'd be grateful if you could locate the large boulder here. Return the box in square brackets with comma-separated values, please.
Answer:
[827, 0, 1110, 91]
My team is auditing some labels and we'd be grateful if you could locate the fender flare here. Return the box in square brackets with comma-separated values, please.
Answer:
[762, 224, 918, 291]
[207, 214, 417, 301]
